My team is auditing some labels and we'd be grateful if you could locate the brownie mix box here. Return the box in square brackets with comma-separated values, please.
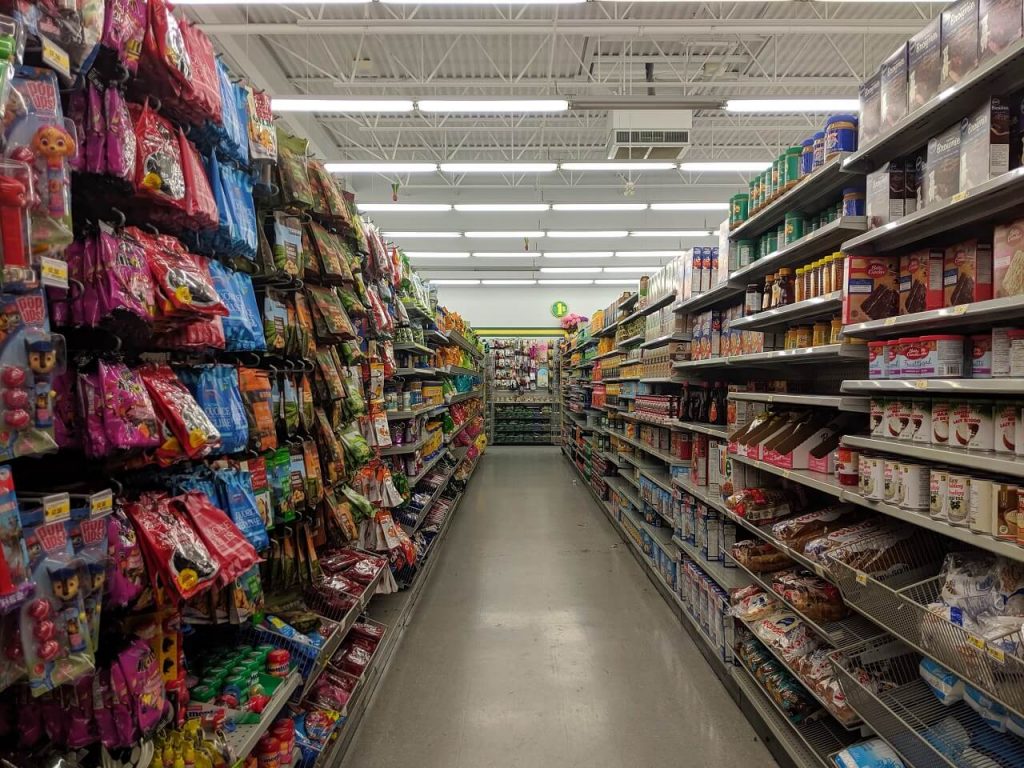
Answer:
[942, 0, 979, 90]
[900, 249, 944, 314]
[844, 255, 900, 324]
[959, 97, 1010, 192]
[979, 0, 1023, 63]
[880, 43, 909, 131]
[944, 238, 994, 305]
[925, 123, 962, 206]
[908, 17, 942, 111]
[994, 217, 1024, 296]
[859, 72, 882, 146]
[866, 162, 905, 227]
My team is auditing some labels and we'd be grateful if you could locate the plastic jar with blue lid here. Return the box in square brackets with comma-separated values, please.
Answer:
[800, 138, 815, 177]
[812, 131, 826, 169]
[842, 186, 865, 217]
[825, 113, 859, 158]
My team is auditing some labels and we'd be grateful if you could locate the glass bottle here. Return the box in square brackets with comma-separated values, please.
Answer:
[763, 274, 775, 311]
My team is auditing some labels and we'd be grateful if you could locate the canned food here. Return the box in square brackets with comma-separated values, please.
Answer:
[995, 483, 1019, 541]
[886, 399, 912, 440]
[945, 472, 971, 525]
[860, 454, 884, 500]
[931, 400, 952, 445]
[870, 399, 886, 437]
[929, 469, 948, 520]
[995, 401, 1020, 454]
[883, 460, 901, 503]
[900, 462, 930, 511]
[950, 400, 994, 450]
[837, 446, 860, 486]
[969, 477, 994, 534]
[910, 399, 932, 444]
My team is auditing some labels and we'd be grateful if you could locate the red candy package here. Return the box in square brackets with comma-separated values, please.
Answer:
[125, 493, 219, 601]
[133, 232, 227, 321]
[138, 364, 221, 460]
[131, 103, 186, 210]
[177, 492, 260, 587]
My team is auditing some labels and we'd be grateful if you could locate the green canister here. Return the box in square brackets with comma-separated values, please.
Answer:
[784, 211, 805, 244]
[765, 229, 778, 254]
[748, 177, 759, 211]
[771, 158, 781, 198]
[784, 146, 802, 189]
[736, 239, 756, 267]
[730, 193, 749, 225]
[761, 169, 771, 205]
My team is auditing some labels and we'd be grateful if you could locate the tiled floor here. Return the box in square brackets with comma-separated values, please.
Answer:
[340, 446, 776, 768]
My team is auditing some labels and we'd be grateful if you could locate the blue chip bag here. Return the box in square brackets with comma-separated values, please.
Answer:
[179, 365, 249, 455]
[209, 260, 265, 352]
[215, 467, 269, 552]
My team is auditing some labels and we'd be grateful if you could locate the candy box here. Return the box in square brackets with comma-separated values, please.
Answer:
[959, 97, 1010, 194]
[943, 238, 993, 305]
[941, 0, 979, 90]
[909, 17, 942, 111]
[924, 123, 962, 207]
[880, 43, 909, 131]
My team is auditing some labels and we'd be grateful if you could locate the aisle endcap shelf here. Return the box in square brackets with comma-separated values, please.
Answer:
[841, 294, 1024, 339]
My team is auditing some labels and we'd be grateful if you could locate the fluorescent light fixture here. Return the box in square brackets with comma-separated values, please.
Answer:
[440, 162, 558, 174]
[464, 231, 545, 239]
[357, 203, 452, 212]
[178, 0, 366, 4]
[559, 161, 677, 171]
[540, 267, 604, 274]
[385, 0, 581, 4]
[629, 230, 712, 237]
[272, 98, 414, 113]
[649, 203, 729, 211]
[386, 231, 462, 239]
[429, 279, 480, 285]
[472, 252, 541, 258]
[453, 203, 551, 212]
[403, 252, 470, 259]
[542, 252, 613, 259]
[604, 266, 660, 273]
[546, 231, 629, 238]
[595, 279, 639, 285]
[418, 99, 568, 113]
[551, 203, 649, 212]
[539, 279, 595, 285]
[325, 162, 437, 173]
[615, 251, 682, 258]
[725, 98, 859, 113]
[481, 279, 538, 285]
[679, 161, 773, 172]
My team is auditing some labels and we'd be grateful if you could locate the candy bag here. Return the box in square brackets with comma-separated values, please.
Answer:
[98, 360, 160, 450]
[177, 492, 261, 588]
[208, 260, 264, 352]
[138, 363, 221, 460]
[178, 365, 247, 455]
[131, 102, 185, 208]
[239, 367, 276, 452]
[214, 467, 269, 552]
[105, 86, 136, 184]
[117, 638, 168, 735]
[275, 129, 313, 209]
[101, 0, 146, 74]
[105, 507, 145, 607]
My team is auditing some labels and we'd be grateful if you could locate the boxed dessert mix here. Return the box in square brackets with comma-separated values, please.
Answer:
[909, 17, 942, 110]
[844, 255, 900, 324]
[959, 96, 1010, 193]
[941, 0, 979, 90]
[880, 43, 909, 130]
[899, 249, 944, 314]
[979, 0, 1023, 63]
[925, 123, 962, 206]
[859, 72, 882, 145]
[944, 238, 994, 305]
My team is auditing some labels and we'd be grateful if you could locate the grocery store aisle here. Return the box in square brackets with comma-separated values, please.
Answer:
[342, 446, 775, 768]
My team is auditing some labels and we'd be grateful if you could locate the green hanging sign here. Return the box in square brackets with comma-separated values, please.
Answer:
[550, 300, 568, 318]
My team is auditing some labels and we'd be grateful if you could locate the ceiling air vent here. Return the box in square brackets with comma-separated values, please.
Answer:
[607, 110, 693, 161]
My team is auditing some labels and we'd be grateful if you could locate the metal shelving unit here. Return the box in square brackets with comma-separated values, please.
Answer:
[672, 535, 750, 592]
[728, 291, 843, 333]
[672, 279, 744, 314]
[673, 343, 867, 371]
[843, 378, 1024, 394]
[639, 333, 689, 349]
[841, 294, 1024, 339]
[729, 391, 869, 412]
[224, 671, 302, 765]
[843, 434, 1024, 478]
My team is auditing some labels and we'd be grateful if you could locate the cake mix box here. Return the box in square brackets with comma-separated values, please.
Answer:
[994, 216, 1024, 296]
[880, 43, 909, 131]
[925, 123, 962, 206]
[909, 17, 942, 111]
[941, 0, 980, 90]
[899, 249, 944, 314]
[859, 71, 882, 145]
[959, 97, 1010, 195]
[979, 0, 1023, 63]
[944, 238, 994, 305]
[844, 255, 900, 324]
[866, 162, 906, 227]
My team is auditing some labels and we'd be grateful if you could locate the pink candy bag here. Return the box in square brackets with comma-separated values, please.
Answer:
[99, 360, 161, 450]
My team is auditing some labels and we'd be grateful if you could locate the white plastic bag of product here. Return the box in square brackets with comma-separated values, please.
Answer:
[964, 685, 1008, 733]
[1007, 710, 1024, 739]
[831, 738, 905, 768]
[919, 657, 963, 705]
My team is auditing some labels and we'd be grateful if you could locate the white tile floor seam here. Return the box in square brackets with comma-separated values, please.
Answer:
[340, 446, 777, 768]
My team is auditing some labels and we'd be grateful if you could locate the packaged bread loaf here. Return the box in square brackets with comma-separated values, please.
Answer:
[731, 539, 792, 572]
[771, 568, 849, 622]
[770, 506, 862, 551]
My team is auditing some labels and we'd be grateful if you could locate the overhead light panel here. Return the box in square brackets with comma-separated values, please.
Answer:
[403, 252, 470, 259]
[560, 161, 677, 171]
[546, 231, 628, 239]
[542, 252, 613, 259]
[551, 203, 649, 212]
[481, 280, 538, 285]
[357, 203, 452, 212]
[464, 231, 545, 239]
[649, 203, 729, 211]
[615, 251, 683, 258]
[605, 266, 661, 273]
[272, 98, 414, 113]
[679, 161, 773, 172]
[539, 279, 595, 285]
[471, 257, 544, 264]
[629, 230, 712, 237]
[540, 267, 604, 273]
[440, 162, 558, 174]
[418, 99, 569, 113]
[325, 162, 437, 173]
[386, 231, 462, 239]
[385, 0, 581, 4]
[178, 0, 367, 4]
[725, 98, 859, 113]
[454, 203, 551, 212]
[595, 279, 639, 285]
[429, 279, 480, 285]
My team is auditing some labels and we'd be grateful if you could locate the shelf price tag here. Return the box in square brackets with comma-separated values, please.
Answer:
[987, 645, 1007, 664]
[951, 191, 968, 203]
[952, 304, 969, 315]
[855, 571, 868, 586]
[884, 317, 897, 326]
[914, 380, 929, 389]
[966, 634, 986, 651]
[43, 493, 71, 523]
[813, 563, 825, 578]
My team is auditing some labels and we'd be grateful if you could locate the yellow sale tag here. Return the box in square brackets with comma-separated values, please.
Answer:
[987, 645, 1006, 664]
[782, 470, 791, 479]
[914, 380, 929, 389]
[43, 494, 70, 523]
[813, 563, 825, 578]
[953, 304, 969, 315]
[967, 634, 986, 651]
[951, 191, 968, 203]
[855, 571, 868, 585]
[40, 257, 68, 289]
[40, 35, 70, 80]
[90, 491, 113, 517]
[884, 317, 897, 326]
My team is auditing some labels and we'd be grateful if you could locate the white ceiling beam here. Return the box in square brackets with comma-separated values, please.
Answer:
[201, 19, 927, 37]
[284, 75, 860, 89]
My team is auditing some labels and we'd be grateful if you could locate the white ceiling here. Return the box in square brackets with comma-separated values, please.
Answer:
[190, 1, 947, 281]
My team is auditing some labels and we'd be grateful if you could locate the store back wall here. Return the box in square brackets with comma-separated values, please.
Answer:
[434, 285, 628, 328]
